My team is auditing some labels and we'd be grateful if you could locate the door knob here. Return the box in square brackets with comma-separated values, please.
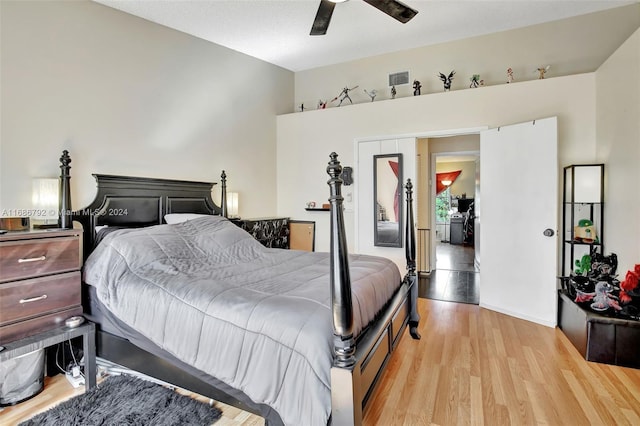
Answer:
[543, 228, 555, 237]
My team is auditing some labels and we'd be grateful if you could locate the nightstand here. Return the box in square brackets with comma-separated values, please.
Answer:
[0, 228, 83, 344]
[0, 322, 96, 392]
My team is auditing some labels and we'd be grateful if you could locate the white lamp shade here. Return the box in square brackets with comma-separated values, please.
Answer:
[227, 192, 239, 217]
[573, 166, 602, 203]
[32, 178, 59, 221]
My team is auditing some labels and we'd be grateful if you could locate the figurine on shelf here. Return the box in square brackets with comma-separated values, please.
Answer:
[332, 85, 359, 106]
[536, 65, 550, 79]
[438, 70, 455, 91]
[317, 99, 327, 109]
[364, 89, 378, 102]
[575, 254, 592, 276]
[619, 264, 640, 304]
[506, 67, 514, 83]
[576, 281, 622, 312]
[298, 103, 305, 112]
[390, 85, 397, 99]
[412, 80, 422, 96]
[469, 74, 483, 88]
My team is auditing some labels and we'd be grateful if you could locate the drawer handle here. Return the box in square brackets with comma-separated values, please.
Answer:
[19, 294, 48, 304]
[18, 255, 47, 263]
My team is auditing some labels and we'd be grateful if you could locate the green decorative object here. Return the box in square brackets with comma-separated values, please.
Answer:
[575, 254, 592, 275]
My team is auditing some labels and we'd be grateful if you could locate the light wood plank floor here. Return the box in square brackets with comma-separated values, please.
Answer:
[3, 298, 640, 425]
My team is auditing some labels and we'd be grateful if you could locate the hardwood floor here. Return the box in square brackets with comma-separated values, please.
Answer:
[4, 299, 640, 425]
[420, 242, 480, 304]
[434, 242, 477, 273]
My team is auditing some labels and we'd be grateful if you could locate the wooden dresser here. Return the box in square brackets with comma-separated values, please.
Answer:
[0, 228, 83, 344]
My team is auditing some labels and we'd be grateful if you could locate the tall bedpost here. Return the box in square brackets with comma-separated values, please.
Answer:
[327, 153, 355, 366]
[405, 179, 421, 340]
[327, 152, 361, 426]
[405, 179, 416, 274]
[220, 170, 228, 218]
[59, 150, 72, 229]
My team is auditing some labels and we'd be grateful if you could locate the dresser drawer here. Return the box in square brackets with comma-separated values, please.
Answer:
[0, 271, 81, 326]
[0, 236, 80, 282]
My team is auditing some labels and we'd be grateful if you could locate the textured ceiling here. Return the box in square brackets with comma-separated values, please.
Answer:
[95, 0, 635, 71]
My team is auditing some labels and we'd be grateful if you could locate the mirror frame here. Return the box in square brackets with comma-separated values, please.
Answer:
[373, 153, 403, 248]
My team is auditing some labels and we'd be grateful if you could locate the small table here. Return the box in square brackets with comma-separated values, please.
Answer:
[558, 291, 640, 368]
[0, 322, 96, 391]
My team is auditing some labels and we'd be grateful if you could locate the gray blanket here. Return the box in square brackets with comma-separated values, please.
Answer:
[83, 216, 401, 425]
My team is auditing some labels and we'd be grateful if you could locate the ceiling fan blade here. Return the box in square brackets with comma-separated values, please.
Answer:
[363, 0, 418, 24]
[310, 0, 336, 36]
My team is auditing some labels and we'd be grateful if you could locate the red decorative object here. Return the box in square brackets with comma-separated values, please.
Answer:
[436, 170, 462, 194]
[619, 264, 640, 303]
[388, 161, 399, 220]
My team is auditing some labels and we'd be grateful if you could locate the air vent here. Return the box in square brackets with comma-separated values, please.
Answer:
[388, 71, 409, 86]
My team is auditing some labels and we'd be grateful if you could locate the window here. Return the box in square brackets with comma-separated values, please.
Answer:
[435, 187, 451, 224]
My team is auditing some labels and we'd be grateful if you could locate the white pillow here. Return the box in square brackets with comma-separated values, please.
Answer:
[164, 213, 210, 224]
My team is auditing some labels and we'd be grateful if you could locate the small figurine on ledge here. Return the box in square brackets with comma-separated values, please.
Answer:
[412, 80, 422, 95]
[536, 65, 550, 79]
[332, 85, 359, 106]
[364, 89, 378, 102]
[317, 99, 327, 109]
[390, 85, 397, 99]
[469, 74, 483, 88]
[506, 67, 515, 83]
[438, 70, 455, 91]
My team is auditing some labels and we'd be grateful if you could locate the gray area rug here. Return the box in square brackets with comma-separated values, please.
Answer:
[19, 374, 222, 425]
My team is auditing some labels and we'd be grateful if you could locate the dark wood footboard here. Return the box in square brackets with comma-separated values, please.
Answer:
[326, 153, 420, 425]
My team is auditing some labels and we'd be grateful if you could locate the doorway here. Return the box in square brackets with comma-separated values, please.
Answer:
[419, 136, 480, 304]
[353, 118, 557, 325]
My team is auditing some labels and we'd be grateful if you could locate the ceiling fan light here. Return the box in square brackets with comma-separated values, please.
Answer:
[328, 0, 349, 3]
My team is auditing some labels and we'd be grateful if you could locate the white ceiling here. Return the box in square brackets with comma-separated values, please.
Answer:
[95, 0, 634, 72]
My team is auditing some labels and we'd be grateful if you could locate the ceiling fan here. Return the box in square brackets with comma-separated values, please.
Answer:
[310, 0, 418, 36]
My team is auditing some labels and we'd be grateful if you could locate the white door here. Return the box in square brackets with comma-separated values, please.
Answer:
[480, 117, 558, 327]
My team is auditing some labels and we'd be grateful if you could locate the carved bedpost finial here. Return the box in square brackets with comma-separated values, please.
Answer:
[220, 170, 228, 218]
[327, 152, 342, 181]
[59, 150, 72, 229]
[60, 150, 71, 169]
[326, 152, 355, 368]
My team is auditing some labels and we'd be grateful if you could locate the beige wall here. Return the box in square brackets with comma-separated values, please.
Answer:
[0, 0, 293, 218]
[294, 4, 640, 108]
[596, 28, 640, 273]
[277, 74, 596, 253]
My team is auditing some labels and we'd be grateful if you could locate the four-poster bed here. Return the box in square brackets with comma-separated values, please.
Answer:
[58, 150, 420, 425]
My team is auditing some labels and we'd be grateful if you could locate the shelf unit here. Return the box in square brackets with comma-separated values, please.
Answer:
[561, 164, 605, 277]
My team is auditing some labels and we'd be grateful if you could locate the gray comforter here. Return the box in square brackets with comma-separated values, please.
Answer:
[83, 216, 402, 425]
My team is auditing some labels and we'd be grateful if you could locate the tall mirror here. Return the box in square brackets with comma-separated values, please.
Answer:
[374, 153, 403, 247]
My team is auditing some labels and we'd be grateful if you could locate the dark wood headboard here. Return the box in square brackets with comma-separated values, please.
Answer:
[72, 173, 226, 257]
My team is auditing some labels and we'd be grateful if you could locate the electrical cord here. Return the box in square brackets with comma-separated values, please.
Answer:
[54, 340, 85, 379]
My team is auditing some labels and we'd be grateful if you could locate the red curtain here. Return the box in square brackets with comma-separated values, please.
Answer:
[389, 161, 399, 220]
[436, 170, 462, 195]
